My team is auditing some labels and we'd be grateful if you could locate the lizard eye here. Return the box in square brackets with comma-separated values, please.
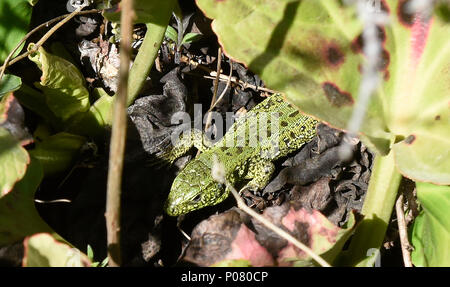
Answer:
[192, 194, 202, 203]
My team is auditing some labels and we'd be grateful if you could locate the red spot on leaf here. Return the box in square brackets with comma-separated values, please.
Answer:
[398, 0, 415, 27]
[383, 70, 390, 81]
[379, 49, 391, 80]
[322, 82, 354, 107]
[404, 134, 416, 145]
[323, 43, 345, 68]
[380, 0, 390, 13]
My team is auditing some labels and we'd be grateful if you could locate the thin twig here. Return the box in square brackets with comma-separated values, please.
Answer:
[395, 193, 413, 267]
[180, 56, 279, 94]
[34, 199, 71, 204]
[204, 47, 222, 132]
[0, 8, 100, 81]
[105, 0, 135, 267]
[206, 72, 278, 94]
[209, 59, 233, 112]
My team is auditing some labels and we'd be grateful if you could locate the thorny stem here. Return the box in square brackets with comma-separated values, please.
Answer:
[105, 0, 135, 267]
[0, 8, 100, 82]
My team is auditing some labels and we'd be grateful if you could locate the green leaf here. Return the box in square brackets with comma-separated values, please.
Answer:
[23, 233, 91, 267]
[181, 32, 202, 45]
[13, 83, 61, 128]
[165, 25, 178, 43]
[411, 182, 450, 267]
[0, 127, 29, 197]
[99, 257, 109, 267]
[103, 0, 176, 25]
[196, 0, 450, 184]
[29, 132, 86, 176]
[87, 244, 94, 260]
[0, 156, 57, 246]
[66, 88, 114, 138]
[212, 259, 252, 267]
[0, 74, 22, 97]
[27, 0, 39, 6]
[0, 0, 33, 62]
[28, 44, 90, 121]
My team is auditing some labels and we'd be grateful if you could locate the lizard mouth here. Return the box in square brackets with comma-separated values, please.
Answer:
[164, 199, 200, 216]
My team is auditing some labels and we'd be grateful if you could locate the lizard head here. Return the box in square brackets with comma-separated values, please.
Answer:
[165, 159, 228, 216]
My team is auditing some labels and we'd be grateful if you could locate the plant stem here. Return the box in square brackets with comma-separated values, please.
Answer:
[396, 192, 413, 267]
[340, 150, 402, 266]
[105, 0, 135, 267]
[126, 17, 172, 106]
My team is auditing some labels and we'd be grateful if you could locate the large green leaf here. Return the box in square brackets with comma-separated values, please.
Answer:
[0, 156, 56, 246]
[0, 0, 33, 62]
[411, 182, 450, 267]
[0, 126, 29, 197]
[28, 44, 90, 122]
[196, 0, 450, 184]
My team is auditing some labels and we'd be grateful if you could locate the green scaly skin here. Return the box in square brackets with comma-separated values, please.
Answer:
[164, 94, 318, 216]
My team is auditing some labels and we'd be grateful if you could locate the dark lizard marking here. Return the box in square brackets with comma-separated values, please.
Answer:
[264, 101, 274, 109]
[236, 147, 243, 154]
[289, 110, 300, 118]
[289, 131, 296, 139]
[281, 121, 289, 127]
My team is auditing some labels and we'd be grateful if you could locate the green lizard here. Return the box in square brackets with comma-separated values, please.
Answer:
[164, 94, 318, 216]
